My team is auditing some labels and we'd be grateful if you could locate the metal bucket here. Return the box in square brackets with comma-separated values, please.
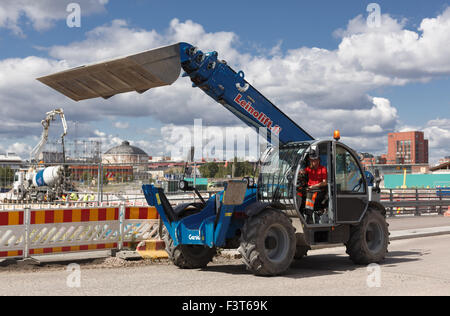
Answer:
[37, 43, 182, 101]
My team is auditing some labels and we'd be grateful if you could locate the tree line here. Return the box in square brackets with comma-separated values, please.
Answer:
[199, 159, 256, 179]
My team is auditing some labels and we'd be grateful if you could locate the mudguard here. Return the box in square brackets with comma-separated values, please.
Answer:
[244, 201, 273, 217]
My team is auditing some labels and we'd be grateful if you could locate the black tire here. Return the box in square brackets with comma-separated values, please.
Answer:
[294, 245, 310, 260]
[346, 208, 389, 265]
[238, 209, 296, 276]
[163, 234, 216, 269]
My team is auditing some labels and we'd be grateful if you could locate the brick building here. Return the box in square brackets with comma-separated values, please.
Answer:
[387, 131, 429, 165]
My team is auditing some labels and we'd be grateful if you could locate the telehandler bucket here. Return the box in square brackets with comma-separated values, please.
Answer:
[37, 43, 182, 101]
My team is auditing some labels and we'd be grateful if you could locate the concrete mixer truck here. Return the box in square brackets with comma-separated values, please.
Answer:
[5, 109, 74, 203]
[11, 166, 67, 202]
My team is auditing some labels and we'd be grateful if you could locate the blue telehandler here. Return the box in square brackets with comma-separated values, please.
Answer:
[38, 42, 389, 276]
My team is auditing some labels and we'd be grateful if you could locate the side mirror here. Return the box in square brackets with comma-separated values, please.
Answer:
[242, 177, 256, 188]
[373, 169, 382, 193]
[179, 180, 194, 192]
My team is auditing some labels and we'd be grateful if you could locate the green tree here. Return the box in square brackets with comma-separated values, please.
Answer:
[235, 161, 254, 177]
[200, 162, 220, 178]
[0, 167, 15, 188]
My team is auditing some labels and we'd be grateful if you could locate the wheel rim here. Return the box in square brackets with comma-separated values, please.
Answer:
[264, 224, 290, 263]
[366, 222, 383, 253]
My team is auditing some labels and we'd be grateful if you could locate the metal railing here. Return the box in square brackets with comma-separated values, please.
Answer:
[380, 188, 450, 216]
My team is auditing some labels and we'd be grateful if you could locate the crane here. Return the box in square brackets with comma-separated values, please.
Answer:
[30, 108, 68, 163]
[9, 108, 70, 203]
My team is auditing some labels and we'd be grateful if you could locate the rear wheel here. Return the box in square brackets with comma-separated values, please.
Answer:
[346, 208, 389, 265]
[163, 234, 216, 269]
[238, 209, 296, 276]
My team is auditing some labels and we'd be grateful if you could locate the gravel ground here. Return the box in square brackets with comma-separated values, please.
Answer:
[0, 253, 239, 274]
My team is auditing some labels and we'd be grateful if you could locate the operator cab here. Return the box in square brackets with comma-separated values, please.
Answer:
[296, 140, 369, 226]
[295, 143, 330, 225]
[258, 134, 369, 228]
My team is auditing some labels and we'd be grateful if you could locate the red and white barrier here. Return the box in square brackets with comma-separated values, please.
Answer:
[0, 205, 159, 260]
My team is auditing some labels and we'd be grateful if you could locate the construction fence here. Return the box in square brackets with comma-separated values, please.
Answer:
[0, 205, 159, 260]
[1, 187, 450, 260]
[0, 160, 215, 206]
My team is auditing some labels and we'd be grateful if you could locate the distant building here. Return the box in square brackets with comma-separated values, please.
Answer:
[378, 155, 387, 164]
[438, 156, 450, 165]
[430, 161, 450, 174]
[359, 153, 387, 169]
[367, 163, 429, 177]
[102, 141, 149, 181]
[387, 131, 428, 165]
[148, 169, 165, 180]
[102, 141, 149, 164]
[0, 153, 22, 169]
[359, 153, 375, 169]
[149, 156, 171, 162]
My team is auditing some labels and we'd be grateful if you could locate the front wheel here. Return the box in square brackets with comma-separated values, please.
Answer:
[164, 234, 216, 269]
[238, 209, 296, 276]
[345, 208, 389, 265]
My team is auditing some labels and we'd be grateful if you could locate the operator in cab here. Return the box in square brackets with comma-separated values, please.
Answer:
[299, 148, 328, 224]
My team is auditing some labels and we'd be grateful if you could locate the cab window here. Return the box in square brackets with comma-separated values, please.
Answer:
[335, 145, 365, 193]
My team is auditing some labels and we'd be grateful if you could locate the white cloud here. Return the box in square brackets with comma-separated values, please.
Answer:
[0, 9, 449, 161]
[333, 14, 407, 38]
[114, 121, 129, 129]
[3, 143, 32, 159]
[337, 7, 450, 80]
[0, 0, 109, 36]
[424, 119, 450, 163]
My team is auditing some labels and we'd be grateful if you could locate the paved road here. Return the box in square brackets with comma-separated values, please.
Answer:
[387, 215, 450, 230]
[0, 234, 449, 296]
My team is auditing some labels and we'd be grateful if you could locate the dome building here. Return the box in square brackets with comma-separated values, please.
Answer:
[102, 141, 149, 182]
[102, 141, 149, 164]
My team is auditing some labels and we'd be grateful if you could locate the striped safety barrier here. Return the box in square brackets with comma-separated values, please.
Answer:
[30, 208, 119, 224]
[125, 207, 159, 220]
[0, 206, 161, 260]
[0, 211, 24, 226]
[136, 240, 168, 259]
[29, 243, 118, 255]
[0, 211, 26, 259]
[0, 250, 24, 259]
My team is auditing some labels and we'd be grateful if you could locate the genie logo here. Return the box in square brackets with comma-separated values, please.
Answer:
[234, 94, 282, 135]
[189, 234, 201, 241]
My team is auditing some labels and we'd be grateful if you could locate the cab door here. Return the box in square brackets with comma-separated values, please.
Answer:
[333, 143, 368, 223]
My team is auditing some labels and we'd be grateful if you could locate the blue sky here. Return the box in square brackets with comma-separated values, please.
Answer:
[0, 0, 449, 162]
